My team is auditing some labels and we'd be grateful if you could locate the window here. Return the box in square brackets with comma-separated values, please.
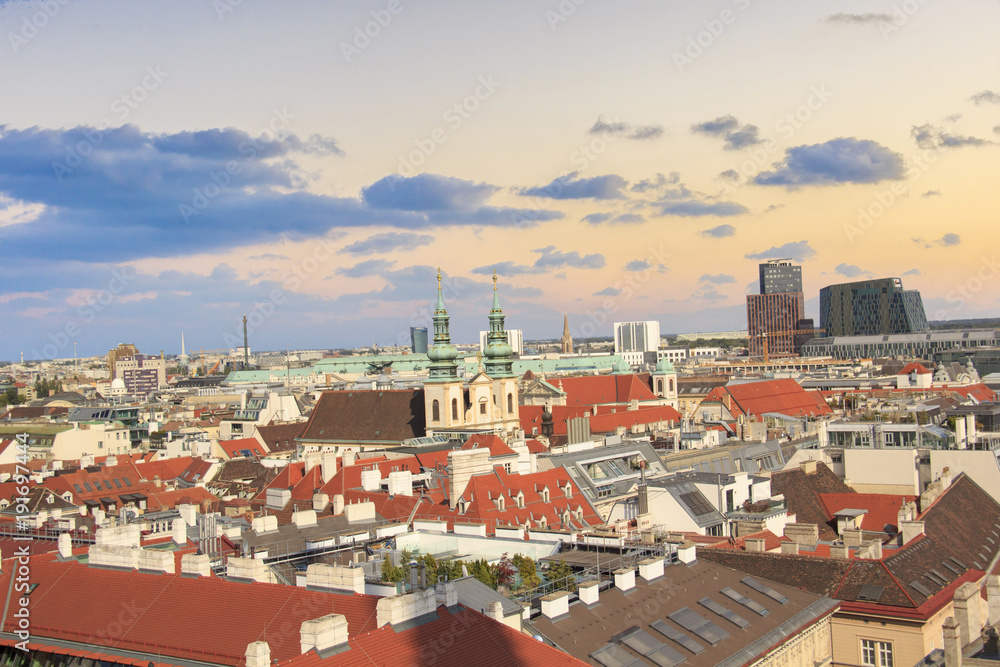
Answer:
[83, 482, 92, 492]
[431, 399, 440, 422]
[479, 399, 487, 415]
[73, 484, 83, 494]
[657, 379, 663, 393]
[98, 441, 103, 449]
[861, 640, 893, 667]
[726, 489, 735, 513]
[507, 393, 513, 413]
[451, 398, 459, 420]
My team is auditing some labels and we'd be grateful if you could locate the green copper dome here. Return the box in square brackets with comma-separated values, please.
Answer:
[655, 358, 674, 373]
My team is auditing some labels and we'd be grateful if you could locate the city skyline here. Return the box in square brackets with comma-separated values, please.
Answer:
[2, 0, 999, 360]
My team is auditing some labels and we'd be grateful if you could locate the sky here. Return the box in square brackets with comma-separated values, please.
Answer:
[1, 0, 999, 361]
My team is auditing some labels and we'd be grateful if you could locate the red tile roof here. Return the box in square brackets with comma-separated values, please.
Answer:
[0, 559, 381, 666]
[818, 492, 918, 534]
[218, 438, 267, 459]
[899, 362, 932, 375]
[145, 486, 221, 512]
[519, 404, 680, 436]
[461, 434, 518, 458]
[556, 374, 658, 407]
[43, 463, 155, 505]
[134, 456, 199, 482]
[704, 379, 832, 420]
[705, 530, 787, 552]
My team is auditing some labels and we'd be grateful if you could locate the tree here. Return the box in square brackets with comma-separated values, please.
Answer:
[495, 552, 517, 592]
[438, 559, 465, 582]
[545, 558, 576, 592]
[467, 558, 497, 589]
[418, 553, 439, 586]
[512, 554, 540, 592]
[381, 557, 404, 583]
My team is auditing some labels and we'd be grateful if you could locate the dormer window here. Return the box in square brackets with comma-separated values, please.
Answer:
[563, 483, 572, 498]
[516, 492, 525, 508]
[496, 495, 505, 511]
[541, 487, 550, 503]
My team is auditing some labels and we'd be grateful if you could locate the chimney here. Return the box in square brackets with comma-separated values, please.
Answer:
[842, 529, 863, 547]
[246, 642, 270, 667]
[943, 617, 962, 667]
[376, 589, 437, 627]
[361, 469, 381, 492]
[299, 614, 349, 654]
[783, 523, 819, 548]
[896, 500, 916, 526]
[180, 553, 211, 577]
[332, 494, 345, 515]
[900, 520, 925, 545]
[830, 544, 850, 559]
[226, 557, 276, 583]
[781, 542, 799, 555]
[341, 449, 355, 468]
[172, 517, 187, 546]
[987, 575, 1000, 626]
[967, 414, 977, 444]
[304, 451, 321, 473]
[313, 493, 330, 512]
[387, 470, 413, 497]
[638, 557, 664, 582]
[486, 601, 504, 622]
[540, 591, 570, 620]
[58, 533, 73, 560]
[292, 509, 317, 528]
[138, 548, 175, 574]
[344, 501, 376, 523]
[858, 540, 882, 560]
[178, 504, 197, 526]
[306, 563, 365, 595]
[320, 452, 338, 483]
[677, 542, 697, 565]
[154, 475, 162, 488]
[954, 581, 983, 648]
[799, 460, 817, 475]
[266, 488, 292, 510]
[578, 580, 600, 606]
[614, 568, 636, 592]
[201, 499, 212, 514]
[447, 449, 492, 509]
[745, 538, 766, 553]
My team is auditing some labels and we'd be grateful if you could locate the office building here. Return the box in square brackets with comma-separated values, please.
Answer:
[613, 321, 660, 354]
[115, 354, 166, 396]
[819, 277, 929, 337]
[107, 343, 138, 380]
[759, 258, 802, 294]
[478, 328, 523, 356]
[801, 329, 999, 359]
[409, 326, 428, 354]
[746, 260, 808, 358]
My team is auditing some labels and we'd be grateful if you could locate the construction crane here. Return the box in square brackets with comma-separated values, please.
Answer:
[754, 328, 825, 364]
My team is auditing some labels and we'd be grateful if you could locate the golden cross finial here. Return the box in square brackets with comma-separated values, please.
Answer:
[492, 268, 497, 291]
[436, 268, 441, 290]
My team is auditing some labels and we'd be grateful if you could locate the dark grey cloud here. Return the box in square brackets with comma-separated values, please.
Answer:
[520, 172, 628, 200]
[971, 90, 1000, 106]
[835, 263, 872, 278]
[745, 240, 816, 262]
[580, 213, 612, 224]
[692, 115, 763, 150]
[754, 138, 906, 187]
[361, 173, 498, 211]
[938, 233, 961, 246]
[337, 259, 394, 277]
[589, 116, 664, 141]
[0, 125, 562, 263]
[700, 224, 735, 238]
[824, 12, 892, 23]
[471, 246, 605, 276]
[341, 232, 434, 256]
[624, 260, 650, 271]
[700, 274, 735, 284]
[631, 171, 747, 217]
[911, 124, 993, 149]
[718, 169, 741, 182]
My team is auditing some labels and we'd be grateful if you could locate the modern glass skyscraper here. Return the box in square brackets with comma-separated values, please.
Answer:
[819, 278, 929, 336]
[759, 259, 802, 294]
[747, 261, 808, 357]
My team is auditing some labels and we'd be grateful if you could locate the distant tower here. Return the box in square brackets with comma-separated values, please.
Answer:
[179, 332, 189, 364]
[424, 269, 465, 434]
[560, 313, 573, 354]
[242, 314, 249, 366]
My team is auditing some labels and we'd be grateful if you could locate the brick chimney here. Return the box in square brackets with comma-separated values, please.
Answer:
[745, 538, 766, 553]
[246, 642, 270, 667]
[943, 617, 962, 667]
[799, 460, 817, 475]
[300, 614, 349, 654]
[954, 581, 983, 648]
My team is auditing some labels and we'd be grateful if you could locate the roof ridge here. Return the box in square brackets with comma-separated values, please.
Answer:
[879, 558, 918, 607]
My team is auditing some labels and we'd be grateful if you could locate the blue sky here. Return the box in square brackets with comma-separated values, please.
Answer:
[1, 0, 999, 360]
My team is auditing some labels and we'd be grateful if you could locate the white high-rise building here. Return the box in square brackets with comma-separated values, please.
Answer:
[478, 329, 523, 356]
[614, 321, 661, 354]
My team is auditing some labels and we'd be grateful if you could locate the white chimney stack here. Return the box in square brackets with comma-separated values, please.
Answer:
[245, 642, 270, 667]
[300, 614, 349, 655]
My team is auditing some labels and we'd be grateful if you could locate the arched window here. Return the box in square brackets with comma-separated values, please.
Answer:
[507, 392, 514, 413]
[451, 398, 459, 420]
[479, 398, 488, 415]
[656, 379, 663, 393]
[431, 399, 440, 422]
[669, 379, 675, 393]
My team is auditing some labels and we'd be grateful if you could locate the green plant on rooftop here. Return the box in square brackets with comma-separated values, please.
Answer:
[381, 557, 404, 583]
[512, 554, 541, 592]
[545, 558, 576, 592]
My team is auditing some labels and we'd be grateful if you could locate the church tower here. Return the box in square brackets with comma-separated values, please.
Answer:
[424, 270, 466, 434]
[479, 272, 520, 434]
[560, 313, 574, 354]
